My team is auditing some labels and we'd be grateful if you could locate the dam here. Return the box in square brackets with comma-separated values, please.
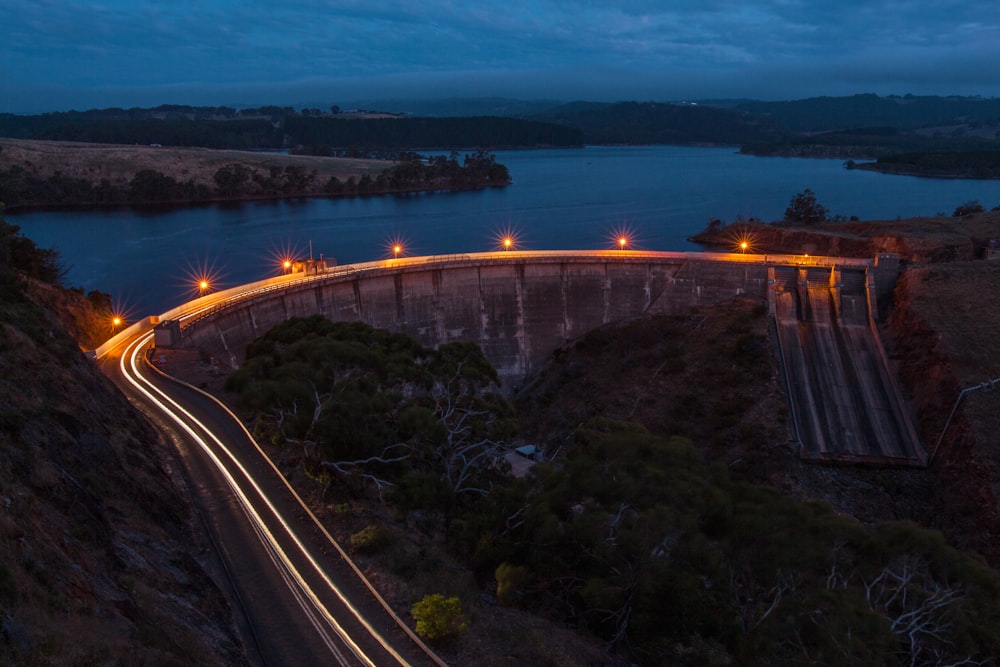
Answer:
[159, 250, 923, 466]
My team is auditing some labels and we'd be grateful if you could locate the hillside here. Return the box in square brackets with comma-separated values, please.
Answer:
[0, 221, 246, 664]
[0, 137, 392, 208]
[0, 138, 510, 208]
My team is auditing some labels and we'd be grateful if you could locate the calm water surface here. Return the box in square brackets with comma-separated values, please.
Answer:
[13, 145, 1000, 316]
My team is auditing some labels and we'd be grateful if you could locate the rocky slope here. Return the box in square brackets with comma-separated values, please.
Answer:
[0, 278, 246, 664]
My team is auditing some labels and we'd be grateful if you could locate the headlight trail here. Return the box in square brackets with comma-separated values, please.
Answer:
[120, 332, 407, 667]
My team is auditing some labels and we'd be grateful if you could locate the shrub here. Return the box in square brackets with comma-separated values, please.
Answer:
[411, 594, 468, 642]
[349, 525, 391, 554]
[495, 562, 528, 606]
[953, 200, 985, 217]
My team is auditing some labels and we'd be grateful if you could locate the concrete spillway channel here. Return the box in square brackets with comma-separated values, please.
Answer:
[771, 265, 926, 466]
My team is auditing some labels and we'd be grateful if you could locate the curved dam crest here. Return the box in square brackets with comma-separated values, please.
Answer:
[180, 251, 781, 385]
[166, 250, 922, 465]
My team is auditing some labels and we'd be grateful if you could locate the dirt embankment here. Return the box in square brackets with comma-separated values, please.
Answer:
[690, 213, 1000, 263]
[1, 282, 247, 665]
[887, 262, 1000, 560]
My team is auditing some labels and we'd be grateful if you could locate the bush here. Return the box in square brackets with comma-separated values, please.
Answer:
[349, 525, 391, 554]
[953, 200, 985, 216]
[495, 562, 528, 606]
[411, 594, 469, 642]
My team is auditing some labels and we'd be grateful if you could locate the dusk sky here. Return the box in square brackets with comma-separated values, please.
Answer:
[3, 0, 1000, 113]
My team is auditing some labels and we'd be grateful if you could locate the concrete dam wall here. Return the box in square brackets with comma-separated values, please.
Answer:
[172, 250, 923, 464]
[178, 251, 881, 390]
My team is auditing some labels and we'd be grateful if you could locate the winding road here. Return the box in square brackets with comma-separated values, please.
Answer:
[97, 312, 444, 666]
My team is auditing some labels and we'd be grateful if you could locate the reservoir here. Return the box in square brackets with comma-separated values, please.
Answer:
[11, 145, 1000, 316]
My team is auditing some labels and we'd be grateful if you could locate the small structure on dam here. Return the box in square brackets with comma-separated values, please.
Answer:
[171, 250, 924, 466]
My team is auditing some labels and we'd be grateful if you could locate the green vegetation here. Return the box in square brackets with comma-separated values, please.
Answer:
[860, 150, 1000, 179]
[0, 106, 582, 150]
[231, 316, 1000, 664]
[531, 100, 782, 145]
[225, 316, 515, 512]
[784, 188, 828, 224]
[481, 419, 1000, 664]
[734, 93, 1000, 134]
[0, 215, 66, 287]
[411, 594, 469, 643]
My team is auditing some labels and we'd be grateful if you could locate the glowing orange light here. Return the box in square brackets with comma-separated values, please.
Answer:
[112, 316, 122, 327]
[610, 224, 637, 252]
[730, 225, 756, 255]
[494, 225, 520, 252]
[283, 259, 292, 271]
[199, 280, 209, 291]
[393, 244, 402, 258]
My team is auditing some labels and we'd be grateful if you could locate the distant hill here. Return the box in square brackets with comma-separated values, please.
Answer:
[0, 105, 583, 150]
[6, 95, 1000, 161]
[529, 100, 783, 145]
[732, 93, 1000, 133]
[329, 97, 563, 118]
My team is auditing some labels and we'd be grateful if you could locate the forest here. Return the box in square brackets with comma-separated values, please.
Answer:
[224, 315, 1000, 665]
[0, 107, 583, 150]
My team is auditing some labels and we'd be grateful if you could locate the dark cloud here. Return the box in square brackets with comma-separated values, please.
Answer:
[2, 0, 1000, 112]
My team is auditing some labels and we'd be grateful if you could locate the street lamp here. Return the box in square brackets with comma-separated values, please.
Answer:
[618, 236, 628, 250]
[503, 237, 513, 251]
[393, 244, 402, 259]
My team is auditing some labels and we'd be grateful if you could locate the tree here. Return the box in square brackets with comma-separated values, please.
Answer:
[952, 200, 984, 217]
[784, 188, 828, 224]
[128, 169, 180, 203]
[213, 163, 252, 197]
[411, 594, 468, 642]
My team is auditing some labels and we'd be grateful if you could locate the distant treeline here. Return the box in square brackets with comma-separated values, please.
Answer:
[732, 93, 1000, 133]
[849, 150, 1000, 179]
[0, 106, 583, 150]
[530, 101, 783, 145]
[0, 151, 510, 208]
[740, 127, 1000, 159]
[7, 96, 1000, 171]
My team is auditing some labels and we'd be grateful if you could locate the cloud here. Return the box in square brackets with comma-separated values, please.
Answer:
[3, 0, 1000, 111]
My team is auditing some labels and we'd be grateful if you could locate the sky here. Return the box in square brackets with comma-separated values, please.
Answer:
[3, 0, 1000, 113]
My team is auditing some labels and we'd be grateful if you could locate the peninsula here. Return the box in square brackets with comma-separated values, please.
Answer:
[0, 138, 510, 209]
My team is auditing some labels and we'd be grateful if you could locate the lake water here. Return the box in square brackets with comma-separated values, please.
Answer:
[11, 145, 1000, 317]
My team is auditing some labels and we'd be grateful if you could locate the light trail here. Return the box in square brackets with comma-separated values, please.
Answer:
[120, 332, 407, 667]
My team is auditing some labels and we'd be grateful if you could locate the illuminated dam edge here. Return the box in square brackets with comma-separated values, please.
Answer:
[135, 249, 920, 465]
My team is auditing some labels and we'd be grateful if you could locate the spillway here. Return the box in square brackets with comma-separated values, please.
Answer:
[772, 266, 924, 465]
